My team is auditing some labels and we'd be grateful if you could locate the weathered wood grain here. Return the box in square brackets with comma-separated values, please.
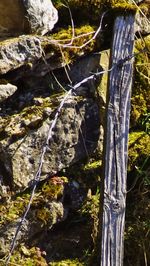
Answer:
[100, 15, 135, 266]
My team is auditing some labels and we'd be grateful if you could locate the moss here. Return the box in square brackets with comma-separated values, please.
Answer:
[0, 246, 48, 266]
[0, 93, 63, 141]
[65, 158, 101, 193]
[0, 193, 30, 226]
[83, 160, 102, 171]
[111, 1, 137, 13]
[54, 0, 137, 11]
[36, 206, 53, 225]
[130, 35, 150, 128]
[42, 25, 97, 66]
[0, 176, 67, 227]
[124, 183, 150, 265]
[0, 79, 9, 84]
[49, 259, 84, 266]
[128, 131, 150, 171]
[131, 94, 148, 125]
[52, 1, 103, 27]
[41, 176, 68, 200]
[80, 189, 100, 245]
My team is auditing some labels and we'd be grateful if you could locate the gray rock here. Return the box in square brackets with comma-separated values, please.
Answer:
[135, 12, 150, 35]
[0, 36, 42, 74]
[0, 219, 29, 257]
[0, 83, 17, 103]
[0, 96, 101, 191]
[23, 0, 58, 35]
[69, 54, 103, 96]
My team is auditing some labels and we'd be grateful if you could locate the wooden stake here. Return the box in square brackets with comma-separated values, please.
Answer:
[100, 14, 135, 266]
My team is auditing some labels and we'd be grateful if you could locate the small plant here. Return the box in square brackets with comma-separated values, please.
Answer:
[80, 188, 100, 245]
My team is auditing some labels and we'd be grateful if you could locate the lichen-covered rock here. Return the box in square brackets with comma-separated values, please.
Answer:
[0, 95, 101, 191]
[0, 36, 42, 74]
[0, 83, 17, 103]
[0, 219, 29, 257]
[0, 199, 65, 257]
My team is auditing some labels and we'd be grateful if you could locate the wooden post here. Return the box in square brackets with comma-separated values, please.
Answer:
[100, 14, 135, 266]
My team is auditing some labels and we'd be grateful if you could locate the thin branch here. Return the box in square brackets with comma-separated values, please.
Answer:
[136, 66, 150, 81]
[62, 1, 75, 46]
[59, 44, 72, 84]
[62, 11, 107, 49]
[51, 71, 67, 92]
[42, 11, 107, 50]
[52, 31, 95, 43]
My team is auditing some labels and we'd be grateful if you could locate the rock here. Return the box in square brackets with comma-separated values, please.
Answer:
[0, 36, 42, 74]
[0, 95, 101, 191]
[135, 12, 150, 35]
[0, 219, 29, 257]
[0, 83, 17, 103]
[134, 1, 150, 35]
[0, 0, 27, 36]
[69, 54, 103, 96]
[23, 0, 58, 35]
[0, 201, 64, 256]
[0, 0, 58, 37]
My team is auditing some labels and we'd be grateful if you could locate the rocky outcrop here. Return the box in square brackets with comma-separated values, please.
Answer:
[0, 26, 105, 256]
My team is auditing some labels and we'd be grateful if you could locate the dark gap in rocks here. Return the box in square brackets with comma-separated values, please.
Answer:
[0, 159, 13, 191]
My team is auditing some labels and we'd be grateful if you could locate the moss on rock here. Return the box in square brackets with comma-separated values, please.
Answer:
[42, 25, 97, 66]
[1, 246, 48, 266]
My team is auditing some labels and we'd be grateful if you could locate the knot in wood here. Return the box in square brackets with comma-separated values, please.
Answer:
[111, 196, 125, 214]
[104, 193, 125, 213]
[112, 200, 121, 212]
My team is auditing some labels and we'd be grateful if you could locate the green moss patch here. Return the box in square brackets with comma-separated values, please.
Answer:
[49, 258, 84, 266]
[128, 131, 150, 171]
[42, 25, 97, 66]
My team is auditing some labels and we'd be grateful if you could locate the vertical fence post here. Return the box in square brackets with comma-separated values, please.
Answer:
[99, 14, 135, 266]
